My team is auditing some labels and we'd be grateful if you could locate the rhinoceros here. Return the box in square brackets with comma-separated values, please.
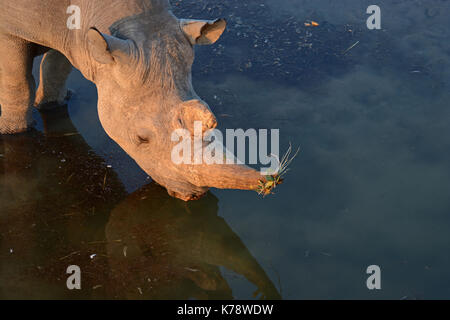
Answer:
[0, 0, 273, 201]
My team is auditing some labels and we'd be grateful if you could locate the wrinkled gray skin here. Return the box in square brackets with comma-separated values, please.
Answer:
[0, 0, 263, 200]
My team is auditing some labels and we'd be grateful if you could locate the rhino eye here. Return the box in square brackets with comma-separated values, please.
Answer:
[136, 128, 152, 145]
[137, 135, 150, 144]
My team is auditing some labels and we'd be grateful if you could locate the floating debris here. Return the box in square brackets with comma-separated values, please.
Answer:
[103, 172, 107, 190]
[87, 239, 122, 245]
[256, 143, 300, 197]
[342, 41, 360, 55]
[66, 172, 75, 184]
[59, 251, 81, 261]
[305, 21, 320, 27]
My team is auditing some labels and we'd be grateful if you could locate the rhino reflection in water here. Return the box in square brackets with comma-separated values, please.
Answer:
[0, 107, 126, 298]
[0, 0, 268, 201]
[0, 107, 280, 299]
[105, 184, 281, 300]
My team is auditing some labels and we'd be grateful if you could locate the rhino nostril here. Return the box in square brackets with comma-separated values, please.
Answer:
[136, 127, 153, 145]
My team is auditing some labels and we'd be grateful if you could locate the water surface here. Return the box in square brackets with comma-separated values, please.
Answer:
[1, 0, 450, 299]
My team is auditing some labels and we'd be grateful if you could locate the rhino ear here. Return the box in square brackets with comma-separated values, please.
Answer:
[87, 27, 131, 64]
[180, 19, 227, 45]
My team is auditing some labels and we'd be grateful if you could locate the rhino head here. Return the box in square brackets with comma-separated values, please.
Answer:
[84, 9, 265, 201]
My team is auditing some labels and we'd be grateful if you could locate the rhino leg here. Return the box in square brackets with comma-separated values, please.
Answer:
[34, 50, 72, 111]
[0, 33, 36, 134]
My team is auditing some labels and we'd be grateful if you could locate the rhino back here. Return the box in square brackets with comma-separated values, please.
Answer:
[0, 0, 69, 46]
[0, 0, 171, 49]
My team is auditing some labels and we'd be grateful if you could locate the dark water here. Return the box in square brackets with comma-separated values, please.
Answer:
[1, 0, 450, 299]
